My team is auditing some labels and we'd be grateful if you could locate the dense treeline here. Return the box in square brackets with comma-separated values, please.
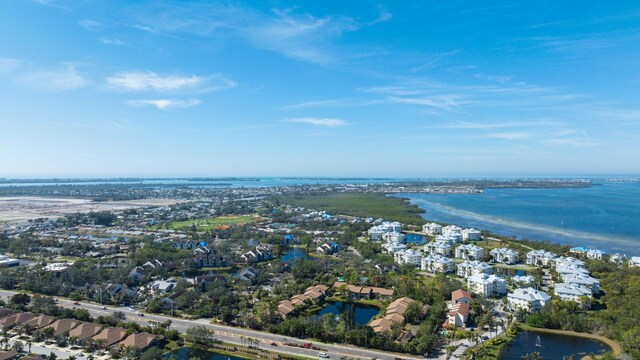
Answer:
[522, 262, 640, 357]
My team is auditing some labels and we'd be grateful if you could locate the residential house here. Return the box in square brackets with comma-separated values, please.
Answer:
[114, 332, 163, 351]
[41, 318, 82, 337]
[68, 322, 104, 342]
[0, 312, 33, 329]
[447, 302, 470, 328]
[91, 327, 128, 347]
[192, 246, 225, 268]
[370, 297, 416, 334]
[374, 263, 399, 275]
[128, 266, 146, 283]
[277, 285, 329, 318]
[490, 248, 519, 264]
[317, 242, 339, 256]
[467, 274, 507, 297]
[0, 350, 19, 360]
[23, 314, 56, 329]
[236, 267, 259, 282]
[451, 289, 472, 304]
[507, 287, 551, 313]
[454, 244, 483, 260]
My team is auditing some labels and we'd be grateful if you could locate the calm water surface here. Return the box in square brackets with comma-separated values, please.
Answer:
[398, 183, 640, 254]
[317, 301, 380, 326]
[500, 330, 611, 359]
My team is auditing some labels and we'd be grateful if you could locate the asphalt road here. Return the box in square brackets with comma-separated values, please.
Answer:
[0, 290, 423, 360]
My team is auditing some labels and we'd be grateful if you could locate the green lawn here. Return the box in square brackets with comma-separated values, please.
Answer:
[156, 215, 261, 230]
[273, 192, 426, 225]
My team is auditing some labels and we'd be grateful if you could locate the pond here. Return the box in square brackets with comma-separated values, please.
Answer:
[280, 246, 310, 262]
[405, 233, 426, 245]
[165, 347, 248, 360]
[317, 301, 380, 326]
[500, 330, 612, 359]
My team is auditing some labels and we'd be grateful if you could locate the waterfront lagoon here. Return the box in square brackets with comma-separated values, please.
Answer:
[500, 330, 611, 359]
[165, 348, 247, 360]
[405, 233, 426, 245]
[280, 246, 310, 262]
[317, 301, 380, 326]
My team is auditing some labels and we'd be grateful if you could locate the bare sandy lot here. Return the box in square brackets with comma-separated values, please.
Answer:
[0, 197, 179, 224]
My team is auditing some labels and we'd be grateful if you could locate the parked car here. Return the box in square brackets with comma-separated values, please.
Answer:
[318, 353, 330, 359]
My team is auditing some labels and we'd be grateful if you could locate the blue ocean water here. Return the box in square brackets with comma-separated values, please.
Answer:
[396, 183, 640, 255]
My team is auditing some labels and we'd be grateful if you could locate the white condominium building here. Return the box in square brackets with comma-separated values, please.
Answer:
[462, 228, 481, 241]
[381, 243, 407, 254]
[554, 256, 585, 269]
[421, 255, 454, 274]
[554, 283, 592, 308]
[457, 260, 492, 278]
[507, 287, 551, 313]
[455, 244, 484, 260]
[467, 274, 507, 297]
[368, 221, 402, 240]
[382, 231, 406, 244]
[425, 240, 451, 256]
[562, 274, 600, 294]
[526, 250, 557, 267]
[629, 256, 640, 267]
[490, 248, 519, 264]
[586, 249, 605, 260]
[511, 275, 535, 287]
[394, 249, 422, 267]
[422, 222, 442, 235]
[442, 225, 463, 242]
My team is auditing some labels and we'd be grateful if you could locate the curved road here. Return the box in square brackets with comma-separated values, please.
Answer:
[0, 290, 422, 360]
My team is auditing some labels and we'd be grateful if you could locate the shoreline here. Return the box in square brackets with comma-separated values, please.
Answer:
[517, 323, 623, 355]
[396, 193, 640, 255]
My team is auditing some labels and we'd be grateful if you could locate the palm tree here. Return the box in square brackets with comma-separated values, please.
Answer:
[27, 339, 32, 353]
[240, 335, 245, 348]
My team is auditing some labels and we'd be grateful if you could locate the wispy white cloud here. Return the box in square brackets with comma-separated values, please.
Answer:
[411, 51, 460, 72]
[286, 117, 347, 127]
[437, 120, 561, 129]
[0, 58, 21, 74]
[125, 3, 389, 65]
[127, 98, 201, 110]
[486, 132, 532, 140]
[106, 71, 236, 92]
[16, 64, 88, 90]
[78, 19, 103, 31]
[388, 95, 471, 110]
[280, 99, 348, 111]
[100, 38, 125, 46]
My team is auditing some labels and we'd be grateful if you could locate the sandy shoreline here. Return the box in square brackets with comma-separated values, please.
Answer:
[0, 196, 180, 224]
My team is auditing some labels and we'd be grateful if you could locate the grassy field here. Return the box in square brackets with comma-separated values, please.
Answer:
[155, 215, 261, 230]
[274, 192, 427, 225]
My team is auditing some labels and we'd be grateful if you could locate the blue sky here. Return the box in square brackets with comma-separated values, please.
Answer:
[1, 1, 640, 177]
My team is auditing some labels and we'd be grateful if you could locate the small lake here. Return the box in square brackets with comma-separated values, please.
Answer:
[405, 233, 426, 245]
[165, 348, 247, 360]
[280, 247, 310, 262]
[500, 330, 612, 359]
[317, 301, 380, 326]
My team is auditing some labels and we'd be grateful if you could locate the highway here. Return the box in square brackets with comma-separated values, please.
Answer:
[0, 290, 423, 360]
